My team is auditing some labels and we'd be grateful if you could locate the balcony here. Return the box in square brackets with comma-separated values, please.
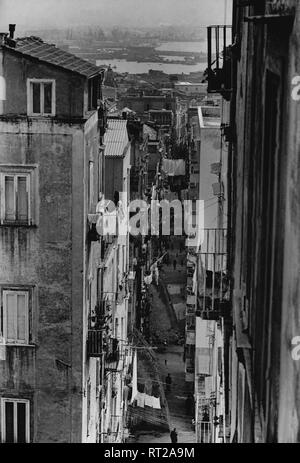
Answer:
[87, 330, 102, 357]
[243, 1, 295, 32]
[187, 294, 196, 306]
[197, 229, 230, 320]
[205, 25, 232, 100]
[196, 421, 213, 443]
[186, 305, 195, 315]
[104, 338, 120, 371]
[87, 221, 100, 243]
[88, 205, 120, 249]
[186, 313, 196, 331]
[185, 358, 195, 375]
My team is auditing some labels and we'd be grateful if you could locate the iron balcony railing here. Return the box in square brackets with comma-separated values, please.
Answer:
[197, 229, 230, 320]
[87, 330, 103, 357]
[206, 25, 232, 100]
[196, 421, 213, 443]
[104, 338, 120, 371]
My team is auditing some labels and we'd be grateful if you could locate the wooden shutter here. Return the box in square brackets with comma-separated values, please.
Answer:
[32, 82, 41, 114]
[3, 291, 29, 344]
[4, 176, 15, 221]
[16, 176, 29, 222]
[43, 83, 52, 114]
[4, 292, 16, 342]
[16, 293, 27, 342]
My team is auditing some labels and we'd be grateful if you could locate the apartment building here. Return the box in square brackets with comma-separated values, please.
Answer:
[206, 0, 300, 443]
[174, 82, 207, 97]
[0, 26, 106, 443]
[95, 116, 132, 443]
[185, 94, 230, 442]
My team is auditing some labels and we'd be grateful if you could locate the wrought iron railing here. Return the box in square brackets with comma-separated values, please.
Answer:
[197, 229, 230, 320]
[87, 330, 102, 357]
[206, 25, 232, 99]
[196, 421, 213, 443]
[104, 338, 120, 371]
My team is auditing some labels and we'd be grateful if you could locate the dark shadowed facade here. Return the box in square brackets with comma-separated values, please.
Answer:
[222, 0, 300, 443]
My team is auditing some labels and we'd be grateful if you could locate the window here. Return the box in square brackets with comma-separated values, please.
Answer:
[1, 398, 30, 443]
[114, 317, 119, 339]
[121, 317, 124, 341]
[88, 76, 100, 111]
[2, 290, 29, 344]
[89, 161, 94, 210]
[27, 79, 55, 116]
[86, 380, 91, 437]
[0, 172, 31, 224]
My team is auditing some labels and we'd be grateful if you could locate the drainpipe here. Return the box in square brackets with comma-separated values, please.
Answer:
[0, 36, 6, 115]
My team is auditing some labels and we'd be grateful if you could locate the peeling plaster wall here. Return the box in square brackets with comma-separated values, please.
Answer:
[0, 119, 85, 442]
[3, 50, 85, 119]
[278, 0, 300, 443]
[229, 0, 300, 443]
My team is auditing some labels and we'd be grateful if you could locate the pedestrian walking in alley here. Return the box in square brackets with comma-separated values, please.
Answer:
[170, 428, 178, 443]
[173, 259, 177, 270]
[166, 373, 172, 392]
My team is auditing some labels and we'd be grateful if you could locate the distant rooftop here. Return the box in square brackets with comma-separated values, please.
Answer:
[175, 82, 206, 86]
[198, 106, 220, 128]
[3, 35, 103, 78]
[104, 119, 129, 158]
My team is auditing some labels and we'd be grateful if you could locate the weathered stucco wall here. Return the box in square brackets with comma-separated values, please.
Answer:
[229, 0, 300, 443]
[3, 50, 85, 119]
[0, 119, 85, 442]
[278, 0, 300, 443]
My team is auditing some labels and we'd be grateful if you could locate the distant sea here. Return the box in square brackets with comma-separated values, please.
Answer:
[155, 41, 207, 54]
[96, 40, 207, 75]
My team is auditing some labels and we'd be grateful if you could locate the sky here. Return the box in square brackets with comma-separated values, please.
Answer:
[0, 0, 232, 31]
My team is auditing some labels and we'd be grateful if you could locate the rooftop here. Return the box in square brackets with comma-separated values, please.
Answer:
[3, 36, 103, 78]
[175, 82, 206, 86]
[198, 106, 220, 129]
[104, 119, 129, 157]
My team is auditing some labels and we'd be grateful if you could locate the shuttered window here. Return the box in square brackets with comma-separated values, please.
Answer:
[1, 399, 30, 443]
[2, 290, 29, 344]
[0, 173, 31, 224]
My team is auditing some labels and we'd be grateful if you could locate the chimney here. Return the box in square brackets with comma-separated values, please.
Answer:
[9, 24, 16, 39]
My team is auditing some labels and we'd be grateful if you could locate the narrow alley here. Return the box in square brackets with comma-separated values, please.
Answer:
[134, 237, 195, 444]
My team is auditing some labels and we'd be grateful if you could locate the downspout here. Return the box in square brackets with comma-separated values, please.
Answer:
[0, 44, 6, 115]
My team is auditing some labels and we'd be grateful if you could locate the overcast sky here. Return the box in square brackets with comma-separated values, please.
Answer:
[0, 0, 232, 30]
